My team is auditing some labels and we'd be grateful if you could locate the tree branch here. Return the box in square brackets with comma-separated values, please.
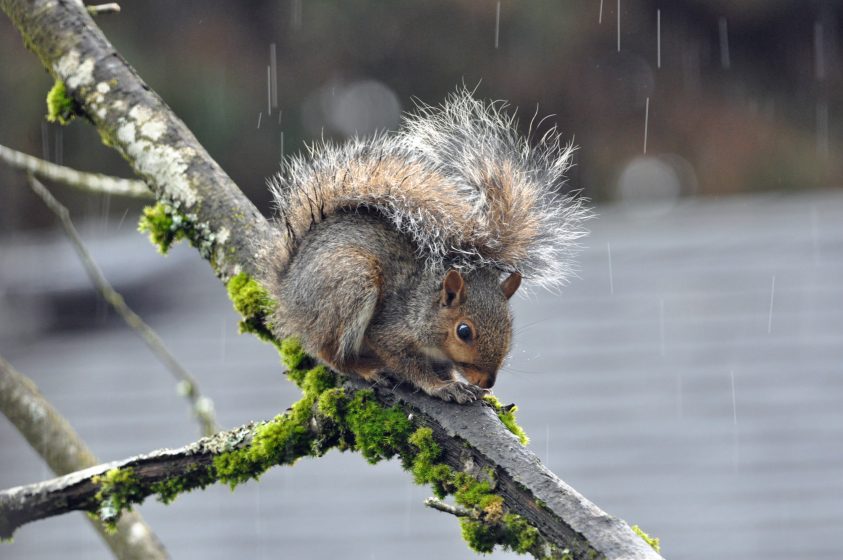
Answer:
[0, 1, 664, 558]
[0, 354, 169, 559]
[25, 174, 219, 437]
[0, 142, 151, 198]
[1, 0, 276, 281]
[0, 415, 257, 539]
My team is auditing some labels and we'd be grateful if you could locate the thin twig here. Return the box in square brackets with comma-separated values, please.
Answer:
[25, 175, 218, 436]
[0, 143, 150, 198]
[0, 354, 169, 559]
[86, 3, 121, 15]
[424, 497, 473, 518]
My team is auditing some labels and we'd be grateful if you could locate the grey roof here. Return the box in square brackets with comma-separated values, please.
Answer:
[1, 190, 842, 559]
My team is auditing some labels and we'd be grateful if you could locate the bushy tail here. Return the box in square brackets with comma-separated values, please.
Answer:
[269, 89, 589, 289]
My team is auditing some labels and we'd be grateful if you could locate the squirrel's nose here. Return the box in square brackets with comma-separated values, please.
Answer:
[462, 366, 497, 389]
[477, 374, 496, 389]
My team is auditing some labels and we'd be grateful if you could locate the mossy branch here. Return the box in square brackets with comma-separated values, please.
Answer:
[0, 354, 169, 559]
[1, 0, 276, 282]
[0, 335, 660, 559]
[0, 1, 664, 558]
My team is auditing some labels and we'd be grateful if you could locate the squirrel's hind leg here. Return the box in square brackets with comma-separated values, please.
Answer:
[278, 246, 383, 374]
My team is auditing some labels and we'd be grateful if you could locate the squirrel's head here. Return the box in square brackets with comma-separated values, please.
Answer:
[436, 268, 521, 389]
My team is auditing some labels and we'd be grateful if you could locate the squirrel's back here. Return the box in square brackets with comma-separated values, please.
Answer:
[266, 89, 589, 291]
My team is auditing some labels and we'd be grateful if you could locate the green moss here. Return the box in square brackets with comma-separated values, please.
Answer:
[502, 513, 540, 553]
[75, 335, 544, 556]
[138, 203, 186, 254]
[408, 427, 455, 497]
[227, 272, 273, 320]
[137, 202, 220, 262]
[483, 395, 529, 445]
[226, 272, 279, 347]
[93, 467, 145, 531]
[460, 513, 539, 555]
[96, 125, 114, 148]
[631, 524, 660, 553]
[343, 390, 413, 464]
[150, 464, 216, 504]
[214, 364, 333, 487]
[407, 427, 544, 555]
[279, 338, 308, 371]
[316, 387, 346, 421]
[46, 80, 82, 125]
[461, 519, 498, 554]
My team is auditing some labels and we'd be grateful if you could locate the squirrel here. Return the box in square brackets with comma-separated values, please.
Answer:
[264, 90, 588, 403]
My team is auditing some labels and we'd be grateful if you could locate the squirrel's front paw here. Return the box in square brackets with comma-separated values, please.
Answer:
[430, 381, 488, 404]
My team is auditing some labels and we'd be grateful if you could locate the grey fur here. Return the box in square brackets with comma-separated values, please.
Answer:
[269, 89, 589, 289]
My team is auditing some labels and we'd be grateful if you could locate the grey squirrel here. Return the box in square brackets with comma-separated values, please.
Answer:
[264, 90, 588, 403]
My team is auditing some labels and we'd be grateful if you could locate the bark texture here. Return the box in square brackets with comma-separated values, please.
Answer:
[2, 0, 276, 281]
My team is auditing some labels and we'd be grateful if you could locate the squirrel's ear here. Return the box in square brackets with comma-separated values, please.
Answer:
[441, 269, 466, 307]
[500, 272, 522, 300]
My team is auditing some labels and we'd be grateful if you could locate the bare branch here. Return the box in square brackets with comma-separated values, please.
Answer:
[424, 497, 472, 518]
[86, 3, 121, 15]
[26, 174, 219, 437]
[0, 354, 168, 559]
[0, 143, 150, 198]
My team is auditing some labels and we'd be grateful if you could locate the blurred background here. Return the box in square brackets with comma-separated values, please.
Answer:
[1, 1, 842, 559]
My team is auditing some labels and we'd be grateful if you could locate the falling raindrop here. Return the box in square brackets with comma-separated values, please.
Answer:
[291, 0, 302, 30]
[266, 65, 272, 116]
[257, 111, 263, 129]
[116, 208, 129, 230]
[270, 43, 278, 110]
[599, 0, 603, 24]
[494, 1, 501, 49]
[718, 16, 730, 70]
[616, 0, 621, 52]
[656, 9, 661, 69]
[643, 96, 650, 154]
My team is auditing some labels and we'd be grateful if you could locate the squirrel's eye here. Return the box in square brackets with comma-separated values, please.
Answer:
[456, 323, 473, 342]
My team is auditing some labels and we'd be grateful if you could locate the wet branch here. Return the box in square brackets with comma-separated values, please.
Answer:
[0, 354, 168, 559]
